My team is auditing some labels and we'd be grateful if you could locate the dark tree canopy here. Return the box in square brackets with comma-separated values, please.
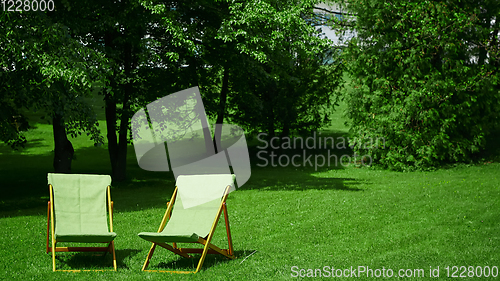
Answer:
[1, 0, 343, 178]
[337, 0, 500, 170]
[1, 11, 104, 172]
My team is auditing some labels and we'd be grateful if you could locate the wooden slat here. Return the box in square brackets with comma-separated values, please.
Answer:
[49, 247, 110, 252]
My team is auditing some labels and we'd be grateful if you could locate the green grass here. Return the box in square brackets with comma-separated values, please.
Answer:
[1, 104, 499, 280]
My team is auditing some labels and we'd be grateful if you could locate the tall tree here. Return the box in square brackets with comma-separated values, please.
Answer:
[35, 0, 343, 179]
[336, 0, 500, 170]
[216, 0, 342, 137]
[51, 0, 159, 180]
[144, 0, 342, 139]
[1, 11, 104, 172]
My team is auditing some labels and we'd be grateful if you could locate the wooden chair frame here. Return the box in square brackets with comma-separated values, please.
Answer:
[142, 185, 235, 273]
[46, 184, 117, 272]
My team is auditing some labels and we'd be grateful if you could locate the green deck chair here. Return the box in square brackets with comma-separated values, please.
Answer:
[46, 173, 117, 272]
[138, 174, 236, 273]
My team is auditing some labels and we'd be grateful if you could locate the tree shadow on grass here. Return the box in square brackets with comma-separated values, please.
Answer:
[0, 145, 172, 216]
[55, 251, 117, 271]
[116, 248, 142, 269]
[151, 249, 251, 272]
[53, 247, 141, 271]
[0, 141, 366, 217]
[0, 138, 49, 154]
[0, 151, 53, 215]
[241, 165, 364, 192]
[239, 137, 365, 192]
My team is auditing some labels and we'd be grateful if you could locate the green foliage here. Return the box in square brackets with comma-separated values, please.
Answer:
[227, 52, 343, 137]
[2, 0, 345, 156]
[340, 0, 500, 170]
[137, 0, 345, 138]
[0, 11, 106, 147]
[212, 0, 344, 136]
[218, 0, 327, 63]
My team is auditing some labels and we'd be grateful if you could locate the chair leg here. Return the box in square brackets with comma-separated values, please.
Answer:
[46, 202, 50, 254]
[106, 242, 112, 255]
[223, 203, 234, 256]
[194, 221, 223, 273]
[142, 243, 157, 271]
[195, 239, 212, 273]
[194, 192, 230, 273]
[52, 240, 56, 272]
[110, 241, 117, 271]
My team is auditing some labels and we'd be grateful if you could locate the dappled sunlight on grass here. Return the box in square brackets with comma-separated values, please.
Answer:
[1, 97, 499, 279]
[1, 154, 499, 279]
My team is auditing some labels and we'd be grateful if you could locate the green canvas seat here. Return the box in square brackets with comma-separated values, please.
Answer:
[138, 174, 236, 273]
[139, 196, 221, 243]
[46, 173, 117, 272]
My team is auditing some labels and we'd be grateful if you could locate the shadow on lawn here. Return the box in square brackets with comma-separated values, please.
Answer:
[52, 248, 141, 271]
[0, 144, 175, 216]
[152, 249, 251, 272]
[238, 136, 365, 191]
[0, 139, 364, 216]
[239, 159, 365, 191]
[55, 252, 114, 271]
[0, 145, 114, 215]
[0, 138, 49, 153]
[0, 152, 53, 215]
[116, 248, 142, 269]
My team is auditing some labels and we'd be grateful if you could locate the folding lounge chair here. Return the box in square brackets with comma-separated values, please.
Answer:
[138, 174, 236, 273]
[46, 173, 117, 272]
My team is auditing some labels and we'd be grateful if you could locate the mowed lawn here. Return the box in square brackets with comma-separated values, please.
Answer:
[1, 110, 499, 280]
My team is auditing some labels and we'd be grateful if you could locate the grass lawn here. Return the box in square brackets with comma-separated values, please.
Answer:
[1, 104, 499, 280]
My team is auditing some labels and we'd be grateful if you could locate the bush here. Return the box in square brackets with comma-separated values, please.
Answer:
[341, 0, 500, 170]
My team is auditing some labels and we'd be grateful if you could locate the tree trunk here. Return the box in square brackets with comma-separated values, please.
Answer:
[114, 86, 131, 182]
[213, 67, 230, 153]
[103, 31, 134, 182]
[265, 89, 276, 138]
[105, 91, 119, 178]
[52, 113, 74, 173]
[104, 77, 130, 182]
[280, 121, 290, 139]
